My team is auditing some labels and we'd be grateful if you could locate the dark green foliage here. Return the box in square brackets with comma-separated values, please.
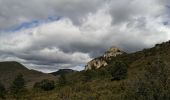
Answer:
[110, 61, 128, 81]
[82, 70, 97, 82]
[34, 79, 55, 91]
[97, 68, 110, 78]
[10, 74, 26, 94]
[58, 74, 67, 87]
[0, 82, 6, 99]
[125, 61, 170, 100]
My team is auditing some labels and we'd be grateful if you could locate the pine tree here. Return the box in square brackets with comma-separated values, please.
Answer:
[10, 74, 25, 95]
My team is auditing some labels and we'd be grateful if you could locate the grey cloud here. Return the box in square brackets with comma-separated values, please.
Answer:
[109, 0, 165, 25]
[0, 0, 104, 30]
[0, 0, 170, 72]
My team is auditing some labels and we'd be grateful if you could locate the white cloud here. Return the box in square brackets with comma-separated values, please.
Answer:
[0, 0, 170, 72]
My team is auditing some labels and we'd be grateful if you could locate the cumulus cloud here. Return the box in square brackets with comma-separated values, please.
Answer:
[0, 0, 170, 72]
[0, 0, 104, 30]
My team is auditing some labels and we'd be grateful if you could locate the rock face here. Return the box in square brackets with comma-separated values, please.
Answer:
[85, 47, 125, 70]
[103, 47, 124, 60]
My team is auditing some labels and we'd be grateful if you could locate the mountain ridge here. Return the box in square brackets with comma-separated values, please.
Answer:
[0, 61, 55, 88]
[50, 69, 77, 76]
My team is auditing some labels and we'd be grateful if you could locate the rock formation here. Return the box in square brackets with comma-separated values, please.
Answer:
[85, 47, 125, 70]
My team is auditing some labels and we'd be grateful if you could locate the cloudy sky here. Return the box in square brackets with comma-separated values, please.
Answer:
[0, 0, 170, 73]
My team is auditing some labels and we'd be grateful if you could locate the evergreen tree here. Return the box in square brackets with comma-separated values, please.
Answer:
[110, 61, 128, 81]
[10, 74, 25, 95]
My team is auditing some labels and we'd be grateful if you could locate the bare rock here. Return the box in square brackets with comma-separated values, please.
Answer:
[85, 47, 125, 70]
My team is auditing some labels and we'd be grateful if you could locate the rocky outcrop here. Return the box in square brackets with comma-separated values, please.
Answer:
[103, 47, 124, 60]
[85, 47, 125, 70]
[85, 57, 108, 70]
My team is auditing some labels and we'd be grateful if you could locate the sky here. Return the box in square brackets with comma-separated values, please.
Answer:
[0, 0, 170, 73]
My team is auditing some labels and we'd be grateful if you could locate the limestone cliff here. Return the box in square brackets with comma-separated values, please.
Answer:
[85, 47, 125, 70]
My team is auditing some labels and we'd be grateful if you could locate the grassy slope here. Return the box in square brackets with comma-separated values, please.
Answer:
[0, 61, 55, 88]
[3, 41, 170, 100]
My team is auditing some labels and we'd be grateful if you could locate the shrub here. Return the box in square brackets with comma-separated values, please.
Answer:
[0, 82, 6, 99]
[10, 74, 26, 94]
[34, 79, 55, 91]
[110, 61, 128, 81]
[58, 74, 67, 87]
[82, 70, 97, 82]
[125, 61, 170, 100]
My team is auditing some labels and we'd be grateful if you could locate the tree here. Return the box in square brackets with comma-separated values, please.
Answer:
[34, 79, 55, 91]
[0, 82, 6, 99]
[10, 74, 26, 95]
[110, 61, 128, 81]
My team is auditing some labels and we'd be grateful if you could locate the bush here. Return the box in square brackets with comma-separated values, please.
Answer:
[34, 79, 55, 91]
[10, 74, 26, 94]
[58, 74, 67, 87]
[0, 82, 6, 99]
[110, 61, 128, 81]
[125, 61, 170, 100]
[82, 70, 97, 82]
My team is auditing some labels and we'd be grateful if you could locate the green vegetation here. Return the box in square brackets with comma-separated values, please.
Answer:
[1, 40, 170, 99]
[0, 82, 6, 99]
[82, 70, 97, 82]
[110, 61, 128, 81]
[34, 79, 55, 91]
[125, 61, 170, 100]
[0, 61, 55, 88]
[57, 74, 68, 87]
[10, 74, 26, 98]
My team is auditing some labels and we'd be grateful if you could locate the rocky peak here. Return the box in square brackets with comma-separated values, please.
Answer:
[85, 47, 125, 70]
[103, 47, 124, 60]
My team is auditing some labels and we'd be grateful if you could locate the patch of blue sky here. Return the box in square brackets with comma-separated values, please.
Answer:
[70, 64, 85, 71]
[3, 16, 62, 33]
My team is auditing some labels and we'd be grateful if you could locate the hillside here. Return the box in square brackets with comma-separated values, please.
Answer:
[0, 61, 55, 88]
[1, 40, 170, 100]
[50, 69, 76, 76]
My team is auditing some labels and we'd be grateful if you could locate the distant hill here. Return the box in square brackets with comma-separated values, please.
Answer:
[50, 69, 76, 76]
[0, 61, 55, 88]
